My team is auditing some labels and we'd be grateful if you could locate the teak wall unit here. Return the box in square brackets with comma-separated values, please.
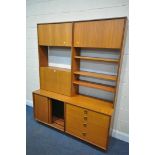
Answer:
[33, 17, 127, 150]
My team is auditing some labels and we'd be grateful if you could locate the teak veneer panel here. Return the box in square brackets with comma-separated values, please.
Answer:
[74, 71, 117, 81]
[75, 56, 119, 63]
[74, 19, 125, 49]
[38, 23, 72, 46]
[33, 89, 114, 116]
[38, 24, 52, 46]
[33, 94, 49, 123]
[66, 104, 111, 149]
[40, 67, 71, 96]
[73, 80, 115, 93]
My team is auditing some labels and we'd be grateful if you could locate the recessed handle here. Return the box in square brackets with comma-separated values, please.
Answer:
[84, 110, 88, 114]
[82, 132, 86, 136]
[83, 123, 87, 127]
[84, 116, 88, 121]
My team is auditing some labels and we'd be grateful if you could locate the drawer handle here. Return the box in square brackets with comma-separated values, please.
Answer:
[84, 116, 88, 121]
[84, 110, 88, 114]
[82, 132, 86, 136]
[83, 123, 87, 127]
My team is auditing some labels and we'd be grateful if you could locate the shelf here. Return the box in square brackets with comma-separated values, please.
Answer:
[75, 56, 119, 63]
[73, 80, 115, 93]
[50, 122, 64, 131]
[53, 116, 64, 127]
[74, 71, 117, 81]
[33, 89, 114, 116]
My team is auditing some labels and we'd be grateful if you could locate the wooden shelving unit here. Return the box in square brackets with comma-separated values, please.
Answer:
[33, 17, 127, 151]
[73, 80, 115, 93]
[75, 56, 119, 63]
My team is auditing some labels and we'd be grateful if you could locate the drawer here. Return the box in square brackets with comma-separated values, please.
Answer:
[65, 104, 89, 139]
[65, 104, 111, 149]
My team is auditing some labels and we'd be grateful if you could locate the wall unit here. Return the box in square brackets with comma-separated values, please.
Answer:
[33, 17, 127, 150]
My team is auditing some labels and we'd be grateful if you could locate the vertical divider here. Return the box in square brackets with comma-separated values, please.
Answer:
[71, 22, 80, 96]
[48, 98, 52, 124]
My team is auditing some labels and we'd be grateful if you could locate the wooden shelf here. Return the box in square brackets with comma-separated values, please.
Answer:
[73, 80, 115, 93]
[74, 71, 117, 81]
[33, 89, 114, 116]
[75, 56, 119, 63]
[53, 116, 64, 127]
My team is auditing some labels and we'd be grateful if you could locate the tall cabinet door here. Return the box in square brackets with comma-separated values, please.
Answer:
[74, 19, 125, 49]
[33, 94, 49, 123]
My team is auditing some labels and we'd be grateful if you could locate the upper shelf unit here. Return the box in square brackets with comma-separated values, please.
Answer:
[73, 19, 125, 49]
[38, 23, 72, 46]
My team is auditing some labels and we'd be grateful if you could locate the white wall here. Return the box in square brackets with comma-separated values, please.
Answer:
[26, 0, 129, 142]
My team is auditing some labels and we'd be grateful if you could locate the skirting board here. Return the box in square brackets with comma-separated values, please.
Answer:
[26, 100, 129, 143]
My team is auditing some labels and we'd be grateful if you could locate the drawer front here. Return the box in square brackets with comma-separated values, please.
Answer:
[33, 94, 49, 123]
[40, 67, 71, 96]
[66, 104, 111, 149]
[66, 104, 88, 139]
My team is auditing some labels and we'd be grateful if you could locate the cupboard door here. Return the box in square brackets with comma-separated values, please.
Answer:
[74, 19, 125, 49]
[33, 94, 49, 123]
[53, 23, 72, 46]
[38, 24, 54, 46]
[86, 111, 110, 149]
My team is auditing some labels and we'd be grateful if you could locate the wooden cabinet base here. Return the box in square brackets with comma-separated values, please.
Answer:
[33, 92, 112, 150]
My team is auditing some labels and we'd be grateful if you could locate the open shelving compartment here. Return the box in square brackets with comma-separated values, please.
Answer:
[72, 47, 120, 103]
[49, 99, 65, 131]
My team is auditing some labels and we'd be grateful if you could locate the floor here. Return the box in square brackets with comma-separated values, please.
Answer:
[26, 105, 129, 155]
